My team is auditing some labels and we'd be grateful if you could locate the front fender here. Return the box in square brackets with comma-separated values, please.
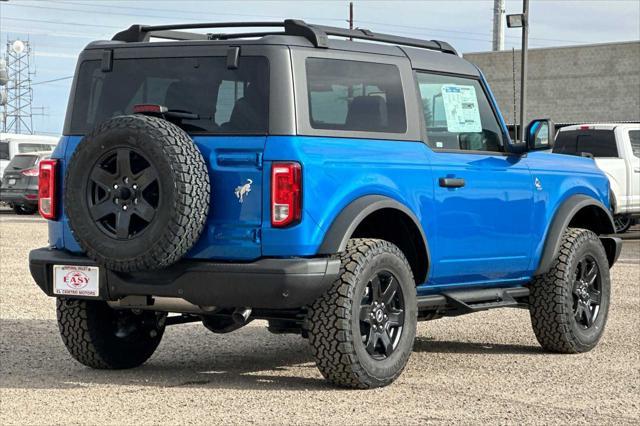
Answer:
[534, 194, 615, 275]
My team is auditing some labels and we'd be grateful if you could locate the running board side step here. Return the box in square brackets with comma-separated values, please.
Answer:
[417, 286, 529, 317]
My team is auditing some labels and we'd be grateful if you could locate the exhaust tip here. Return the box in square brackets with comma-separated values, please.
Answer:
[232, 307, 252, 324]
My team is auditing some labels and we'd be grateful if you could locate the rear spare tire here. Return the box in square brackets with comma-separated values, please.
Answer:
[65, 115, 210, 272]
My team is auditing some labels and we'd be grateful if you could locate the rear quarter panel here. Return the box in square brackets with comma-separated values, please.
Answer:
[262, 136, 434, 261]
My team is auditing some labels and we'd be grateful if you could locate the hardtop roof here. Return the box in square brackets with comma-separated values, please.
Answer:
[84, 20, 480, 77]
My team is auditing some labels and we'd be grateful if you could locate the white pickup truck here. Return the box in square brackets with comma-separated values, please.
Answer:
[554, 123, 640, 233]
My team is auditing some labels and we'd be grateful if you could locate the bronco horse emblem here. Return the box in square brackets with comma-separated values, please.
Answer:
[234, 179, 253, 203]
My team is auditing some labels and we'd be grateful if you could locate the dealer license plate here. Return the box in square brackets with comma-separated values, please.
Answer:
[53, 265, 100, 297]
[8, 178, 16, 186]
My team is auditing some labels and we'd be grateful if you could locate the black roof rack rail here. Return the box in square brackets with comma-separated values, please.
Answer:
[112, 19, 458, 56]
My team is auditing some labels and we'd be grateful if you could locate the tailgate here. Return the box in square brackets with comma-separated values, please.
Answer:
[186, 136, 266, 260]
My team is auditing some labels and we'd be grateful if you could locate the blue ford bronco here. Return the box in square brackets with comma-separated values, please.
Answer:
[29, 20, 622, 388]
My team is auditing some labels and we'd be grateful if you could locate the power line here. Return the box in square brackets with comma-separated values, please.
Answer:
[32, 76, 73, 86]
[8, 2, 592, 46]
[3, 16, 121, 29]
[58, 0, 347, 22]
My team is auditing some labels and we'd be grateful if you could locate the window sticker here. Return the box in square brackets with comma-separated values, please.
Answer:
[441, 84, 482, 133]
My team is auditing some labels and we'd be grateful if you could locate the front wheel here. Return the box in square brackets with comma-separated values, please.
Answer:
[529, 228, 611, 353]
[57, 298, 166, 369]
[305, 239, 417, 389]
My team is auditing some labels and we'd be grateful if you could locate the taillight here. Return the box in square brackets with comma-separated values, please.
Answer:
[38, 159, 57, 220]
[271, 162, 301, 227]
[22, 167, 39, 177]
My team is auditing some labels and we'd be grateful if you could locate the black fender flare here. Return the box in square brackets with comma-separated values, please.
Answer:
[535, 194, 616, 275]
[317, 194, 430, 262]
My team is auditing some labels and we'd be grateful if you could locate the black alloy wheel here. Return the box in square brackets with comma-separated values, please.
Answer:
[88, 147, 160, 240]
[613, 214, 632, 234]
[572, 255, 601, 329]
[359, 270, 405, 359]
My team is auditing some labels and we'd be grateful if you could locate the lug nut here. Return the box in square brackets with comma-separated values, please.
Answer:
[123, 205, 128, 211]
[124, 177, 129, 184]
[132, 184, 138, 190]
[114, 198, 119, 204]
[113, 184, 119, 189]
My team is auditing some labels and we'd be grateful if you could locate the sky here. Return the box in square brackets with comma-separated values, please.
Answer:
[1, 0, 639, 136]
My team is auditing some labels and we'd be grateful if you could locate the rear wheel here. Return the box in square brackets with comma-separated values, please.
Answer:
[529, 228, 610, 353]
[305, 239, 417, 388]
[57, 298, 166, 369]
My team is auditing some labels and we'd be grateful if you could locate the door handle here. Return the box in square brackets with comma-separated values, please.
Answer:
[439, 177, 466, 188]
[634, 168, 640, 173]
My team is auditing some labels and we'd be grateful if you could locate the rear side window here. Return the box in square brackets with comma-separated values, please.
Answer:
[554, 130, 618, 157]
[0, 141, 8, 160]
[7, 155, 37, 170]
[70, 56, 269, 135]
[305, 58, 406, 133]
[629, 130, 640, 158]
[416, 72, 504, 153]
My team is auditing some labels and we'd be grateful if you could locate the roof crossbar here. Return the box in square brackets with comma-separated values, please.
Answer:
[111, 19, 458, 55]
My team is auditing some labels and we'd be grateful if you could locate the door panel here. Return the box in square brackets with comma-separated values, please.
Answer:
[429, 152, 534, 285]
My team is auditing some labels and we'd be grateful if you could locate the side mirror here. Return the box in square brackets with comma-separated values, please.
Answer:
[525, 119, 555, 151]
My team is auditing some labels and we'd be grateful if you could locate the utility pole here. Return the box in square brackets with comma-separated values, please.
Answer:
[507, 0, 529, 144]
[492, 0, 505, 51]
[349, 2, 354, 30]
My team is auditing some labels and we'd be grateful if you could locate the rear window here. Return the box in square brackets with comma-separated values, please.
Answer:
[305, 58, 406, 133]
[18, 143, 55, 153]
[629, 130, 640, 158]
[7, 154, 38, 170]
[553, 129, 618, 157]
[70, 56, 269, 135]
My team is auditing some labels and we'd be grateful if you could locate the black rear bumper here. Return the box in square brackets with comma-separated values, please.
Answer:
[0, 189, 38, 206]
[29, 247, 340, 309]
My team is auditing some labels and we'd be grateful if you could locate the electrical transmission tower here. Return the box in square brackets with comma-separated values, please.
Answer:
[2, 39, 35, 134]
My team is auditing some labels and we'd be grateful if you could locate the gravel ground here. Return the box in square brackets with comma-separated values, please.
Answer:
[1, 215, 639, 425]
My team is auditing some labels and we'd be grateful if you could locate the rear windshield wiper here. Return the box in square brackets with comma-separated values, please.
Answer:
[132, 104, 199, 121]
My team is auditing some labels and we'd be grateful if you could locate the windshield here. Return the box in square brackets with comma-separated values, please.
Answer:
[70, 56, 269, 135]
